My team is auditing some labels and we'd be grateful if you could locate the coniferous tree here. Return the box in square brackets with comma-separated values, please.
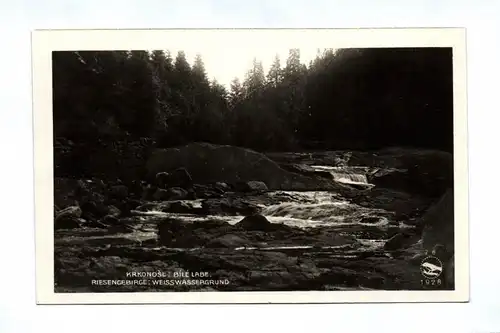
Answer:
[192, 53, 208, 83]
[282, 49, 307, 137]
[174, 51, 191, 73]
[229, 77, 245, 109]
[243, 58, 266, 96]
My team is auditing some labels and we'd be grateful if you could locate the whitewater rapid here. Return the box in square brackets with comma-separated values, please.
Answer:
[130, 165, 384, 229]
[131, 190, 390, 229]
[121, 163, 394, 253]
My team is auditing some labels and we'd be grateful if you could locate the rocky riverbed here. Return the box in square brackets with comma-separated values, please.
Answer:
[53, 143, 455, 292]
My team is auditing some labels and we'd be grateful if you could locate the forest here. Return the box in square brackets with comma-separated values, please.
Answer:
[53, 47, 453, 154]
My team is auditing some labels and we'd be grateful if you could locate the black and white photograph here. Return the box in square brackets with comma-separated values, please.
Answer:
[32, 28, 468, 303]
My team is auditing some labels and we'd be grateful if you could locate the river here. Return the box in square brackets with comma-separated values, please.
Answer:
[54, 163, 432, 292]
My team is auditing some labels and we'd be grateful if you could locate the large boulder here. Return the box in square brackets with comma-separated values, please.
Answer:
[405, 189, 455, 289]
[382, 188, 454, 258]
[147, 143, 287, 189]
[146, 143, 349, 191]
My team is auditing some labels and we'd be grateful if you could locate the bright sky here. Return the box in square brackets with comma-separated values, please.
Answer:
[167, 48, 321, 88]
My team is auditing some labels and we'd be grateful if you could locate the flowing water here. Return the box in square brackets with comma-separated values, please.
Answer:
[310, 165, 371, 185]
[146, 167, 392, 250]
[55, 163, 430, 292]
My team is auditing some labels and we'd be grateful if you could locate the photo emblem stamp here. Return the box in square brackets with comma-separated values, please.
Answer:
[32, 28, 469, 304]
[420, 255, 443, 280]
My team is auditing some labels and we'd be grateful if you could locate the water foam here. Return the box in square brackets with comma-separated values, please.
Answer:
[310, 165, 370, 185]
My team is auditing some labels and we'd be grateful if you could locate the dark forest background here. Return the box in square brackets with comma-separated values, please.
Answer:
[53, 48, 453, 152]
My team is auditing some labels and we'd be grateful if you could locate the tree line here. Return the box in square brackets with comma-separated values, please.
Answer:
[53, 47, 453, 153]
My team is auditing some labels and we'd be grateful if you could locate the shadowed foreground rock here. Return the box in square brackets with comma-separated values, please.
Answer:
[420, 188, 454, 254]
[384, 188, 454, 256]
[383, 188, 455, 288]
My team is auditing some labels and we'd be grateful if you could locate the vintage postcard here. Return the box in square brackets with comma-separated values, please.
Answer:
[32, 28, 469, 304]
